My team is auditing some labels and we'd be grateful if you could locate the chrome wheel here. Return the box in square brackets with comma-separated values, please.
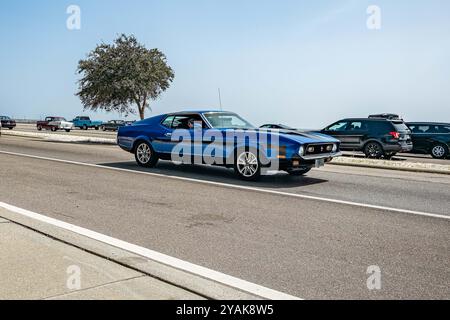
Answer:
[431, 145, 447, 159]
[134, 141, 158, 167]
[136, 143, 151, 164]
[237, 151, 259, 178]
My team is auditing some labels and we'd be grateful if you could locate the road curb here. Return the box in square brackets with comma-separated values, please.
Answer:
[1, 130, 116, 145]
[0, 205, 277, 300]
[330, 157, 450, 175]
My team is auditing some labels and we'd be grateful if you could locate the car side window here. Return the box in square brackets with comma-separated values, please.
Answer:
[327, 121, 348, 131]
[438, 125, 450, 133]
[161, 116, 175, 128]
[346, 121, 364, 131]
[171, 115, 205, 129]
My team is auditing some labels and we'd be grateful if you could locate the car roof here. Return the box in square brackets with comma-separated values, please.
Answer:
[338, 118, 393, 122]
[406, 122, 450, 125]
[165, 110, 234, 116]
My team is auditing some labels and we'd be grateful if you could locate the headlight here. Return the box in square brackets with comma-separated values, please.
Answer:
[332, 144, 338, 152]
[307, 146, 315, 153]
[326, 145, 333, 152]
[298, 146, 304, 156]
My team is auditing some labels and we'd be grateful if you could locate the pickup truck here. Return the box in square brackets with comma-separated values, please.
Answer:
[72, 116, 103, 130]
[37, 117, 74, 132]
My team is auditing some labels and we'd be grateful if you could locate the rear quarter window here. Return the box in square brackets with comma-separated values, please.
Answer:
[368, 121, 392, 133]
[392, 122, 409, 132]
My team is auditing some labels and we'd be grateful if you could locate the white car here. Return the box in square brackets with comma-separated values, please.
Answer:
[37, 117, 74, 132]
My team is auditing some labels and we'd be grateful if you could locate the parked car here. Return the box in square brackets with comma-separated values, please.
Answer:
[72, 116, 103, 130]
[37, 117, 74, 132]
[321, 117, 413, 159]
[260, 124, 296, 130]
[406, 122, 450, 159]
[117, 111, 342, 180]
[101, 120, 125, 131]
[0, 116, 16, 129]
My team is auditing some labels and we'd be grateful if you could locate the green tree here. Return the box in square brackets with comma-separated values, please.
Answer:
[76, 34, 174, 120]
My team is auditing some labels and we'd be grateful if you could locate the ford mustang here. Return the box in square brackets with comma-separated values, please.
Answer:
[117, 111, 342, 180]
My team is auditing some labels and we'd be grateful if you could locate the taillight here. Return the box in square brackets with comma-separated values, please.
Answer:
[389, 131, 400, 139]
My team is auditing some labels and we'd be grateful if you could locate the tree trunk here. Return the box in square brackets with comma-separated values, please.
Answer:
[139, 106, 145, 120]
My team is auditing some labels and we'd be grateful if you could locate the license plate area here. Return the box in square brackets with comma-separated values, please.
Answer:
[293, 160, 300, 167]
[315, 159, 325, 168]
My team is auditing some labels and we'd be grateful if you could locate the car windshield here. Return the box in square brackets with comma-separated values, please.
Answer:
[1, 116, 10, 120]
[203, 113, 254, 129]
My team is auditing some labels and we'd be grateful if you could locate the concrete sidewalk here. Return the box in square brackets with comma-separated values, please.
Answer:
[0, 216, 202, 300]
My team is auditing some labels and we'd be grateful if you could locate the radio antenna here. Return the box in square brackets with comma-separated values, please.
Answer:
[218, 88, 223, 111]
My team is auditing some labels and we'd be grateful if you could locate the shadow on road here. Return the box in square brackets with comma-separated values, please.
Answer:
[98, 160, 328, 189]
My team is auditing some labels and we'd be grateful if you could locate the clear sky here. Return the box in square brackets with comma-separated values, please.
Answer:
[0, 0, 449, 128]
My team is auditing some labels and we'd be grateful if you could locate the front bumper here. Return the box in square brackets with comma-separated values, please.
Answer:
[278, 152, 342, 171]
[58, 123, 74, 130]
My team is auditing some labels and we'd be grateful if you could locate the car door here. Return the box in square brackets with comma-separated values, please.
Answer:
[322, 121, 350, 149]
[409, 124, 431, 153]
[151, 115, 179, 154]
[45, 117, 55, 129]
[342, 121, 369, 149]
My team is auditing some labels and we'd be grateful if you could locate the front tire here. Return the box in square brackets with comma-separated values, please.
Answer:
[364, 142, 384, 159]
[134, 141, 158, 167]
[234, 149, 261, 181]
[65, 129, 71, 133]
[83, 125, 88, 130]
[431, 144, 449, 159]
[37, 125, 42, 131]
[51, 127, 57, 132]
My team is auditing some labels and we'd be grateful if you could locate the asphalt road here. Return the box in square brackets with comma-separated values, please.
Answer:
[0, 135, 449, 299]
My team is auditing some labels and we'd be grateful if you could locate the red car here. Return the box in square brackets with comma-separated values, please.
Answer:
[37, 116, 74, 132]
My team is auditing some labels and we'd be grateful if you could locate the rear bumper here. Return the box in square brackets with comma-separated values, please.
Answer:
[383, 142, 413, 153]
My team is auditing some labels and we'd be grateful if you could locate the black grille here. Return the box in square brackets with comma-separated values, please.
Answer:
[305, 144, 334, 155]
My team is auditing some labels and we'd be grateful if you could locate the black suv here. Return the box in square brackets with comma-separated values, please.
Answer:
[406, 122, 450, 159]
[321, 117, 413, 158]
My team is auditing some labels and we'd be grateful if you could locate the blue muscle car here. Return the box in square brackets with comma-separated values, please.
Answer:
[117, 111, 342, 180]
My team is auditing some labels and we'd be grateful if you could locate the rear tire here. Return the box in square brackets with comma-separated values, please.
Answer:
[431, 144, 449, 159]
[83, 125, 88, 130]
[65, 129, 71, 133]
[134, 141, 159, 167]
[51, 127, 57, 132]
[234, 149, 261, 181]
[37, 125, 42, 131]
[102, 126, 106, 131]
[364, 142, 384, 159]
[8, 127, 13, 130]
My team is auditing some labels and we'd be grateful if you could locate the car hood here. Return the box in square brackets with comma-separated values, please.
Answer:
[250, 128, 340, 144]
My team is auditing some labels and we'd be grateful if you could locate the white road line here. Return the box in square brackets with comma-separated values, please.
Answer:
[0, 201, 300, 300]
[1, 149, 449, 221]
